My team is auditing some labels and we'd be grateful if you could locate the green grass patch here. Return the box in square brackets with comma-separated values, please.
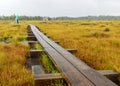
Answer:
[40, 53, 67, 86]
[40, 53, 58, 73]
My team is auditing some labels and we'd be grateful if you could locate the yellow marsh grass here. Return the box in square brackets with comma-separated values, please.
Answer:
[0, 43, 33, 86]
[31, 20, 120, 72]
[0, 21, 33, 86]
[0, 20, 120, 85]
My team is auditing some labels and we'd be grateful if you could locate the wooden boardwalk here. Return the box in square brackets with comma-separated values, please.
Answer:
[27, 25, 118, 86]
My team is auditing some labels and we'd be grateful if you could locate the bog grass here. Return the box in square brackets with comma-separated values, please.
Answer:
[33, 20, 120, 73]
[0, 21, 34, 86]
[0, 20, 120, 85]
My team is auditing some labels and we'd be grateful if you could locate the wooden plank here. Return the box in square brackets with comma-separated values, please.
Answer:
[43, 32, 47, 35]
[28, 33, 34, 36]
[34, 73, 62, 80]
[54, 41, 60, 44]
[45, 47, 94, 86]
[34, 73, 63, 86]
[30, 50, 45, 58]
[47, 35, 50, 38]
[27, 36, 37, 41]
[97, 70, 120, 83]
[30, 50, 45, 53]
[31, 25, 117, 86]
[27, 31, 32, 33]
[36, 29, 117, 86]
[66, 48, 77, 53]
[30, 49, 76, 54]
[28, 41, 38, 44]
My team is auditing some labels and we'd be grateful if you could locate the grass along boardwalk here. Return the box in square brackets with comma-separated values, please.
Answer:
[27, 24, 118, 86]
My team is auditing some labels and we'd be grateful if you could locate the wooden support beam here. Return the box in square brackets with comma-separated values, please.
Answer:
[54, 41, 60, 44]
[29, 50, 45, 58]
[30, 49, 77, 55]
[47, 35, 50, 38]
[29, 48, 77, 58]
[30, 50, 45, 53]
[43, 32, 47, 35]
[34, 73, 63, 86]
[28, 41, 38, 44]
[34, 73, 62, 80]
[27, 31, 32, 33]
[28, 33, 34, 36]
[27, 36, 37, 41]
[66, 48, 77, 53]
[97, 70, 120, 83]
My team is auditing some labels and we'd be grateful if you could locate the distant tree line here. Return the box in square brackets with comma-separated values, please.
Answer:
[0, 15, 44, 20]
[53, 16, 120, 20]
[1, 15, 120, 20]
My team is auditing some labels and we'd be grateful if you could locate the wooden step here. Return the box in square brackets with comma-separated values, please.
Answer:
[27, 36, 37, 41]
[28, 33, 35, 36]
[29, 50, 45, 58]
[30, 50, 45, 53]
[54, 41, 60, 44]
[28, 41, 38, 44]
[43, 32, 47, 35]
[34, 73, 62, 80]
[34, 73, 63, 86]
[97, 70, 120, 83]
[29, 49, 76, 56]
[66, 48, 77, 53]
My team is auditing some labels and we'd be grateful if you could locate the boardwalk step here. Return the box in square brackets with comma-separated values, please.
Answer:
[27, 31, 33, 33]
[97, 70, 120, 83]
[28, 41, 38, 44]
[28, 41, 59, 44]
[30, 50, 45, 53]
[34, 73, 63, 86]
[66, 48, 77, 53]
[54, 41, 60, 44]
[43, 32, 47, 35]
[27, 36, 37, 41]
[28, 33, 35, 36]
[34, 73, 62, 80]
[29, 49, 76, 55]
[29, 50, 45, 58]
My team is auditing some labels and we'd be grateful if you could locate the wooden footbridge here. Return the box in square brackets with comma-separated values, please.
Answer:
[27, 25, 119, 86]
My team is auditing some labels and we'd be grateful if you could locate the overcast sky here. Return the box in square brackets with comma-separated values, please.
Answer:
[0, 0, 120, 17]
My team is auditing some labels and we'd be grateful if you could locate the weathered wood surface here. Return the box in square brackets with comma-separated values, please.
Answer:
[97, 70, 120, 83]
[28, 41, 38, 43]
[28, 25, 117, 86]
[66, 48, 77, 53]
[34, 73, 63, 86]
[53, 41, 60, 44]
[34, 73, 62, 80]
